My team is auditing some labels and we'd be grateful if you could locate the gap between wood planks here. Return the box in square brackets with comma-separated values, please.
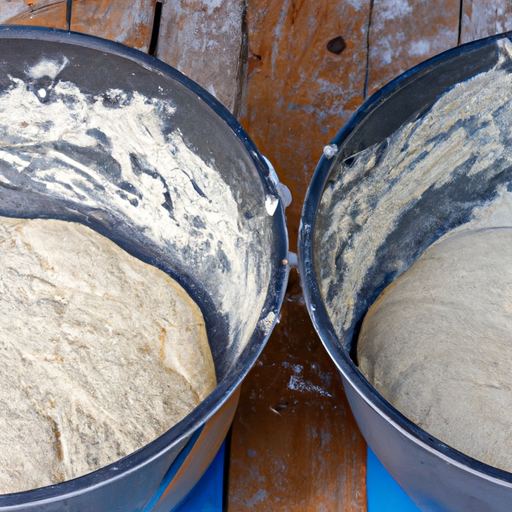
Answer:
[363, 0, 375, 100]
[148, 1, 162, 56]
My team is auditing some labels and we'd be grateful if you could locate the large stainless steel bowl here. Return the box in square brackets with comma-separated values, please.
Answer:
[300, 32, 512, 512]
[0, 26, 288, 511]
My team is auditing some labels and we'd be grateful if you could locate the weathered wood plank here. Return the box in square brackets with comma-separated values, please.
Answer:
[367, 0, 459, 96]
[461, 0, 512, 44]
[0, 0, 29, 24]
[1, 1, 156, 52]
[239, 0, 371, 250]
[156, 0, 246, 116]
[228, 2, 371, 509]
[71, 0, 156, 52]
[228, 272, 368, 512]
[3, 0, 67, 29]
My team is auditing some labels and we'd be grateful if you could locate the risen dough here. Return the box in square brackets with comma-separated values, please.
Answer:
[358, 227, 512, 471]
[0, 216, 216, 493]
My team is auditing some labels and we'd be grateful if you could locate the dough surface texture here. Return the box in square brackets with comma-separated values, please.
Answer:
[358, 227, 512, 472]
[0, 216, 216, 493]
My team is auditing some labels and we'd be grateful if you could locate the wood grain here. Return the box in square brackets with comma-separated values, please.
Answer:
[228, 1, 371, 509]
[70, 0, 156, 52]
[5, 0, 67, 29]
[5, 1, 512, 510]
[2, 0, 157, 52]
[461, 0, 512, 44]
[156, 0, 246, 116]
[367, 0, 460, 96]
[228, 270, 367, 512]
[0, 0, 30, 24]
[239, 0, 372, 250]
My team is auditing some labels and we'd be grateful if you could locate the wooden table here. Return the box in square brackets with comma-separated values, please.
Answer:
[2, 1, 511, 510]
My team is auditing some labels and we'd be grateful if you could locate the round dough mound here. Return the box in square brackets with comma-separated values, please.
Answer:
[358, 227, 512, 472]
[0, 216, 216, 493]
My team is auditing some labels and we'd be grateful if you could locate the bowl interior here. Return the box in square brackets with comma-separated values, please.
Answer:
[312, 34, 512, 360]
[0, 30, 287, 385]
[0, 28, 289, 505]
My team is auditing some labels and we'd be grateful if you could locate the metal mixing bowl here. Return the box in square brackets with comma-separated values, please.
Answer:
[0, 26, 288, 511]
[300, 32, 512, 512]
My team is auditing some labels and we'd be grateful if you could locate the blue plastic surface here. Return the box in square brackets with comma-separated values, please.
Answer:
[163, 442, 427, 512]
[367, 446, 421, 512]
[172, 442, 226, 512]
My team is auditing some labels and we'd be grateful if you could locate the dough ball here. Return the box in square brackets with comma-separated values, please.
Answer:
[0, 216, 216, 493]
[358, 227, 512, 471]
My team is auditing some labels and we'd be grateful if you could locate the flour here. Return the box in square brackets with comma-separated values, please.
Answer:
[258, 311, 276, 335]
[265, 195, 279, 216]
[317, 38, 512, 342]
[27, 57, 69, 81]
[0, 57, 269, 356]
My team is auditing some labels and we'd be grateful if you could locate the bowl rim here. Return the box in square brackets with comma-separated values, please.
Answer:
[298, 30, 512, 487]
[0, 25, 289, 505]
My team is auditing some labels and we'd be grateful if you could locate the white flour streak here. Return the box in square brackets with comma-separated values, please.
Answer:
[319, 39, 512, 336]
[265, 195, 279, 216]
[27, 57, 69, 80]
[288, 375, 332, 397]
